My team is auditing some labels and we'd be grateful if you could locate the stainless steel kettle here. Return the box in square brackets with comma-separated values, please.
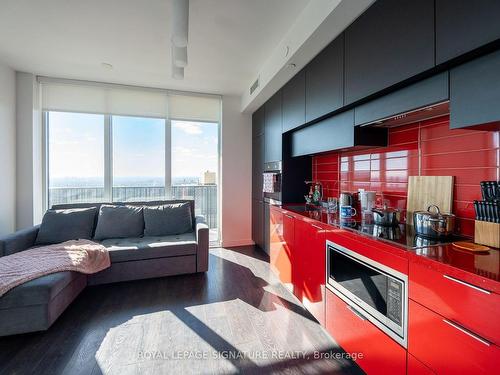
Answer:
[339, 192, 354, 207]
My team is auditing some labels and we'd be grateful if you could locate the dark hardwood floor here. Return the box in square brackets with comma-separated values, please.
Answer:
[0, 246, 363, 375]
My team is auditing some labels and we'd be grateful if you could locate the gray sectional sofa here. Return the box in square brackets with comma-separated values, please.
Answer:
[0, 200, 209, 337]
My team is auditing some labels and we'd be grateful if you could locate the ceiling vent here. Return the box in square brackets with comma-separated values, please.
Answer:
[250, 77, 259, 95]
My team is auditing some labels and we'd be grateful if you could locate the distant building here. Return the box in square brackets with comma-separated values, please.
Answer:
[202, 170, 216, 185]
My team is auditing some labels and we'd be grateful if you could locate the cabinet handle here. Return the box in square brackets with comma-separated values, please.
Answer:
[443, 274, 491, 295]
[311, 224, 323, 230]
[442, 319, 491, 346]
[346, 305, 366, 321]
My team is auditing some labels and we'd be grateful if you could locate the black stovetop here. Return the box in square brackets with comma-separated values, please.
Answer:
[333, 213, 467, 250]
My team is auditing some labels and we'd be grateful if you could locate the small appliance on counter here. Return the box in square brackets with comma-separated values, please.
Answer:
[339, 192, 355, 207]
[358, 190, 376, 213]
[474, 180, 500, 248]
[372, 204, 400, 227]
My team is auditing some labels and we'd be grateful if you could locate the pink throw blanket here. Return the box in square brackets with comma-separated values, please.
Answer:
[0, 239, 110, 297]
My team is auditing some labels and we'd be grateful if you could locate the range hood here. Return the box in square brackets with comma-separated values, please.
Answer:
[360, 101, 450, 128]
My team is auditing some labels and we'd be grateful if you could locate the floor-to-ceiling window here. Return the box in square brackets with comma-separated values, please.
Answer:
[47, 112, 105, 208]
[171, 120, 219, 239]
[112, 116, 166, 202]
[42, 79, 221, 243]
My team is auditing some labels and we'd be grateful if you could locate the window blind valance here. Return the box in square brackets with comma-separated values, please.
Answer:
[39, 77, 221, 122]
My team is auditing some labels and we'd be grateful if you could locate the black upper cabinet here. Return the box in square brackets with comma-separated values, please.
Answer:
[264, 91, 283, 162]
[305, 35, 344, 122]
[252, 106, 265, 138]
[290, 110, 386, 157]
[282, 69, 305, 133]
[436, 0, 500, 65]
[450, 49, 500, 131]
[345, 0, 435, 105]
[354, 72, 449, 126]
[292, 111, 354, 157]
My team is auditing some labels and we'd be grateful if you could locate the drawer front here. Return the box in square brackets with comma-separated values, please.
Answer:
[409, 261, 500, 345]
[409, 300, 500, 374]
[326, 289, 406, 375]
[407, 353, 435, 375]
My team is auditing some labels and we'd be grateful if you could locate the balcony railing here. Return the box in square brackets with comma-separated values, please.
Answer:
[48, 185, 218, 229]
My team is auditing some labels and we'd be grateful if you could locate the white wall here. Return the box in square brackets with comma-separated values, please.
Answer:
[15, 72, 42, 230]
[220, 96, 253, 247]
[0, 63, 16, 235]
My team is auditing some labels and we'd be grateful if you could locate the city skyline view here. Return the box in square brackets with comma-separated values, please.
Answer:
[49, 175, 216, 188]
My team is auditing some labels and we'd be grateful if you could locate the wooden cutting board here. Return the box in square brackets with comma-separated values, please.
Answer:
[407, 176, 454, 225]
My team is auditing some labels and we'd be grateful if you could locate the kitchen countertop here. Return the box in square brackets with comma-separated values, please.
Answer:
[280, 203, 500, 292]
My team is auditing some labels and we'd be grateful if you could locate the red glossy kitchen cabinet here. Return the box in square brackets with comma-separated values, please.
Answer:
[270, 207, 293, 289]
[409, 259, 500, 345]
[408, 299, 500, 374]
[326, 289, 407, 375]
[407, 353, 435, 375]
[293, 218, 327, 325]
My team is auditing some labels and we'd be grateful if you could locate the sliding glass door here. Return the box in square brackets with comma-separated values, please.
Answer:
[171, 120, 219, 241]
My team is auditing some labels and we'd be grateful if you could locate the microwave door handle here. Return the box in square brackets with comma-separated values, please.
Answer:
[346, 305, 367, 321]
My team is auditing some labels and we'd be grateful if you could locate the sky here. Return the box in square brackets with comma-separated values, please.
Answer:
[48, 112, 219, 184]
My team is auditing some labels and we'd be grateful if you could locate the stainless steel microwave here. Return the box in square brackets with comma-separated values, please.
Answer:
[326, 240, 408, 348]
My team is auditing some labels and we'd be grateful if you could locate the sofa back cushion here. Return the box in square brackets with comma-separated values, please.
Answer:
[51, 200, 195, 234]
[35, 207, 97, 245]
[143, 203, 193, 236]
[93, 205, 144, 240]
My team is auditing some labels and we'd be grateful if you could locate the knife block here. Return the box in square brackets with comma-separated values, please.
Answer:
[474, 220, 500, 248]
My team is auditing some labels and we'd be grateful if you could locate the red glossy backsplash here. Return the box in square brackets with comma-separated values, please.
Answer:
[312, 115, 500, 236]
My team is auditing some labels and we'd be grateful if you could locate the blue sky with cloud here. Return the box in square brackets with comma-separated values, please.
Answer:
[48, 112, 218, 184]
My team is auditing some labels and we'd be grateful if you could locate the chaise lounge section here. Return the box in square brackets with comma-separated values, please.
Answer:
[0, 200, 209, 337]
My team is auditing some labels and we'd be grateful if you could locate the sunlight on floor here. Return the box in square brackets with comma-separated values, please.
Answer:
[94, 295, 350, 375]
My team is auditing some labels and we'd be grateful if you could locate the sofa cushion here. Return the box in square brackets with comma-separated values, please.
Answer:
[143, 203, 193, 236]
[99, 232, 197, 263]
[0, 271, 81, 309]
[35, 207, 97, 245]
[93, 205, 144, 240]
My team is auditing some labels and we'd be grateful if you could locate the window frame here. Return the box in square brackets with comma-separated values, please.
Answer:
[42, 111, 221, 243]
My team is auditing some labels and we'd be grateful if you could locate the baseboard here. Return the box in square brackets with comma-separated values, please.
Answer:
[221, 239, 255, 248]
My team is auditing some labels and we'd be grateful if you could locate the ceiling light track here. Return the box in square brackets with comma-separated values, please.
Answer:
[170, 0, 189, 79]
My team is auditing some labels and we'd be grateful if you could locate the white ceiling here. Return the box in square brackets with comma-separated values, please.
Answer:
[0, 0, 309, 95]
